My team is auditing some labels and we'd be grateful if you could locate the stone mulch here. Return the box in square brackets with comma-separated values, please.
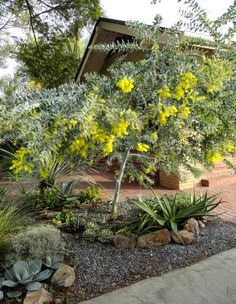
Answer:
[65, 219, 236, 303]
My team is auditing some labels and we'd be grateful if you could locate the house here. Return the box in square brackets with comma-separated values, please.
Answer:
[75, 17, 236, 190]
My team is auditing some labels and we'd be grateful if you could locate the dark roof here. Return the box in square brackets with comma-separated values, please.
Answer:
[75, 18, 136, 82]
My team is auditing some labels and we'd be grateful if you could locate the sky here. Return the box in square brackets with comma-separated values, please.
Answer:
[1, 0, 233, 76]
[101, 0, 233, 26]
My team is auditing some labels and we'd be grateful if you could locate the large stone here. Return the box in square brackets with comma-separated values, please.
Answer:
[24, 288, 52, 304]
[198, 220, 206, 229]
[114, 234, 136, 249]
[51, 264, 76, 287]
[171, 230, 194, 245]
[184, 218, 200, 235]
[137, 229, 171, 248]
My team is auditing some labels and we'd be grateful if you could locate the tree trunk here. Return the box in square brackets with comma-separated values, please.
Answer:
[112, 147, 131, 218]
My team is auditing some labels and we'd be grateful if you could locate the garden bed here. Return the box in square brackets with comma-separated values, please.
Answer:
[64, 217, 236, 303]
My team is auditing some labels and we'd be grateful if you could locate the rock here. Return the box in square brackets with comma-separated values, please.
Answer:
[137, 229, 171, 248]
[184, 218, 200, 235]
[114, 234, 136, 249]
[54, 299, 62, 304]
[51, 264, 76, 287]
[171, 230, 195, 245]
[24, 288, 52, 304]
[198, 220, 206, 229]
[202, 216, 209, 224]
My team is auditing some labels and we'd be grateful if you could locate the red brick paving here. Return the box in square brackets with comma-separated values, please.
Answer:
[2, 171, 236, 225]
[80, 171, 236, 225]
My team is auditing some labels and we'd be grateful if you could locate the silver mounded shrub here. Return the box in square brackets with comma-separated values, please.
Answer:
[5, 224, 65, 266]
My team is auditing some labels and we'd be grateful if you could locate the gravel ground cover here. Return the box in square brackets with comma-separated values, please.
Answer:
[65, 219, 236, 303]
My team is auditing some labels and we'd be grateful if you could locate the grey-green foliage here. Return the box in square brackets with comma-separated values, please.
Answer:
[2, 259, 53, 298]
[2, 259, 53, 299]
[44, 253, 63, 270]
[5, 224, 65, 266]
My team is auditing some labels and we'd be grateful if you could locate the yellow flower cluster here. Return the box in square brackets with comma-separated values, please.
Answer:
[10, 147, 34, 174]
[206, 150, 222, 164]
[69, 136, 88, 158]
[178, 104, 191, 117]
[116, 77, 134, 94]
[223, 141, 236, 153]
[112, 118, 129, 138]
[69, 115, 131, 158]
[157, 85, 172, 99]
[136, 143, 150, 153]
[39, 167, 50, 178]
[158, 106, 178, 126]
[68, 119, 77, 129]
[173, 72, 197, 101]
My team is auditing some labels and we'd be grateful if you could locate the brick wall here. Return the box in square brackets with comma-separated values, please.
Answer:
[159, 157, 236, 190]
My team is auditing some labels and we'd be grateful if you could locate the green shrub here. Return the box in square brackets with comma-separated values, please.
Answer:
[52, 209, 76, 227]
[78, 185, 101, 204]
[5, 224, 65, 266]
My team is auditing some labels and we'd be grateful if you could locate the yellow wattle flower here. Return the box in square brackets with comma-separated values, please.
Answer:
[206, 150, 222, 164]
[136, 143, 150, 153]
[116, 77, 134, 94]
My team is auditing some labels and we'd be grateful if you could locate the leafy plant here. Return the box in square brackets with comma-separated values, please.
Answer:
[2, 259, 53, 299]
[78, 185, 101, 205]
[53, 209, 76, 227]
[36, 181, 80, 210]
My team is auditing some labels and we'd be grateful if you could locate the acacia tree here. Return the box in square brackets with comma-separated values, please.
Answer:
[0, 1, 236, 217]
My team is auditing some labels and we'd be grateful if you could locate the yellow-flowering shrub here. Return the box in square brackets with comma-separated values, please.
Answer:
[116, 77, 134, 94]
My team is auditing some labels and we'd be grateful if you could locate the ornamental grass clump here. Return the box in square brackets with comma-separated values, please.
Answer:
[0, 188, 31, 262]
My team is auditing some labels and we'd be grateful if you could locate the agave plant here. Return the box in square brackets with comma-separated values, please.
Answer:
[55, 181, 80, 203]
[39, 157, 72, 191]
[44, 253, 63, 270]
[132, 192, 221, 234]
[2, 259, 53, 298]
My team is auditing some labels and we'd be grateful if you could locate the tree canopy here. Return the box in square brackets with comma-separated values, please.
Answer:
[0, 0, 102, 88]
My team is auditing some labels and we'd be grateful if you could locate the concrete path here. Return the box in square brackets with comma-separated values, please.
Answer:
[81, 249, 236, 304]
